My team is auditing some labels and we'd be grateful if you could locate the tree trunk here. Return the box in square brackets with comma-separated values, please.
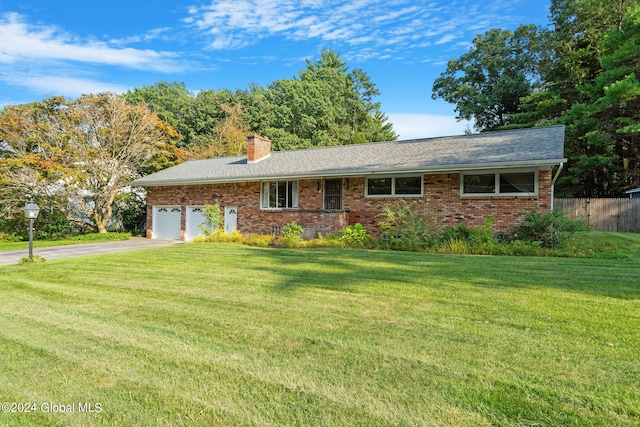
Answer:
[92, 193, 115, 234]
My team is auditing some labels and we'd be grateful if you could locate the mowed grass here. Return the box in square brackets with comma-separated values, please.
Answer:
[0, 242, 638, 426]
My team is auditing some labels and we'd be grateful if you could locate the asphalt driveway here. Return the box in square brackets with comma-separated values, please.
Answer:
[0, 237, 181, 266]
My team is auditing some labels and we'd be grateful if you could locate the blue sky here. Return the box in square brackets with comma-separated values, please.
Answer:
[0, 0, 551, 139]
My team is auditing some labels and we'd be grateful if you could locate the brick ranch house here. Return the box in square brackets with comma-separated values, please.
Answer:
[131, 125, 566, 241]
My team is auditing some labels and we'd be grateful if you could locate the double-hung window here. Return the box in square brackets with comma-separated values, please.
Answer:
[261, 181, 298, 209]
[366, 175, 423, 197]
[462, 171, 537, 195]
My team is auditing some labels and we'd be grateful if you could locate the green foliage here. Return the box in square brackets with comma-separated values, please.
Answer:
[246, 49, 397, 150]
[67, 232, 131, 242]
[511, 209, 588, 248]
[439, 217, 498, 254]
[19, 255, 46, 264]
[340, 223, 371, 246]
[198, 204, 224, 237]
[432, 26, 541, 131]
[111, 191, 147, 236]
[0, 232, 21, 242]
[242, 234, 274, 247]
[193, 229, 243, 243]
[282, 221, 304, 240]
[433, 1, 639, 196]
[123, 51, 397, 155]
[378, 200, 439, 251]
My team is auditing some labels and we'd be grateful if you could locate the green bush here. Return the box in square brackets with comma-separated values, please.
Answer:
[282, 221, 304, 240]
[0, 232, 21, 242]
[340, 223, 371, 247]
[112, 191, 147, 236]
[193, 229, 243, 243]
[378, 200, 440, 251]
[242, 234, 274, 247]
[198, 204, 224, 237]
[512, 210, 588, 248]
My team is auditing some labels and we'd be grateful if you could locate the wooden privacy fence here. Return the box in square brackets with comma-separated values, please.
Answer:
[554, 198, 640, 232]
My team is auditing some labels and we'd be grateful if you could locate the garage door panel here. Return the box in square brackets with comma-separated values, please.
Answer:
[153, 206, 181, 240]
[185, 206, 206, 241]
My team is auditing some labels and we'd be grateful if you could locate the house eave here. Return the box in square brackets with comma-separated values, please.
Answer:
[132, 158, 567, 188]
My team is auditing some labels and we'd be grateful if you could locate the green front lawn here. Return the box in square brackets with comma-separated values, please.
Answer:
[0, 242, 638, 426]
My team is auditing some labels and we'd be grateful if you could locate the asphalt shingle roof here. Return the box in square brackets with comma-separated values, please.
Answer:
[132, 125, 566, 187]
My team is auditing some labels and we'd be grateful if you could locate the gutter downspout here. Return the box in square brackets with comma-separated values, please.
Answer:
[550, 162, 564, 211]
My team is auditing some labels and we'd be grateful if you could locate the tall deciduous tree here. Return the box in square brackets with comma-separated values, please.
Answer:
[0, 94, 181, 233]
[70, 93, 181, 232]
[431, 25, 541, 131]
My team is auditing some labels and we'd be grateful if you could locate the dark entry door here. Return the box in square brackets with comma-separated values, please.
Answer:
[324, 179, 342, 210]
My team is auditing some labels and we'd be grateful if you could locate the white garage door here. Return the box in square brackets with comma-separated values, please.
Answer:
[185, 206, 206, 241]
[153, 206, 181, 240]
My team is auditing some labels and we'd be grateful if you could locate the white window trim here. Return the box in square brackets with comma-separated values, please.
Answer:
[460, 169, 539, 197]
[260, 180, 299, 210]
[365, 175, 424, 198]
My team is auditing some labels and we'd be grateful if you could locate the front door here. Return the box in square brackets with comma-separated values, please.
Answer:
[224, 206, 238, 233]
[324, 179, 342, 210]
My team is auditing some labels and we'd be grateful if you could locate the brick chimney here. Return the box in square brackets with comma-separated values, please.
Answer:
[246, 135, 271, 163]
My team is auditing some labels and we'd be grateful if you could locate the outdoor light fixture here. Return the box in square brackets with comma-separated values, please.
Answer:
[23, 201, 40, 260]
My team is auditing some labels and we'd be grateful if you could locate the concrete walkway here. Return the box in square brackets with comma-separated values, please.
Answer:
[0, 237, 181, 266]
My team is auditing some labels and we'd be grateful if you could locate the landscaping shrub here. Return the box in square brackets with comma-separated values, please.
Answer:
[439, 217, 498, 254]
[242, 234, 274, 247]
[279, 221, 305, 247]
[198, 203, 224, 237]
[193, 229, 243, 243]
[378, 200, 440, 251]
[282, 221, 304, 240]
[512, 209, 588, 248]
[0, 232, 21, 242]
[340, 223, 371, 247]
[112, 191, 147, 236]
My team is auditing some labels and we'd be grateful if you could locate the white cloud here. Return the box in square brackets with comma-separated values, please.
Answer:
[0, 13, 184, 72]
[388, 113, 472, 140]
[186, 0, 523, 61]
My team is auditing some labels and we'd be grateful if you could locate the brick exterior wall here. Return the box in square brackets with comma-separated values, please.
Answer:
[146, 170, 553, 239]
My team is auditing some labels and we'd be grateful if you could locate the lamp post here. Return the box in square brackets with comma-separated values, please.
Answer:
[23, 201, 40, 261]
